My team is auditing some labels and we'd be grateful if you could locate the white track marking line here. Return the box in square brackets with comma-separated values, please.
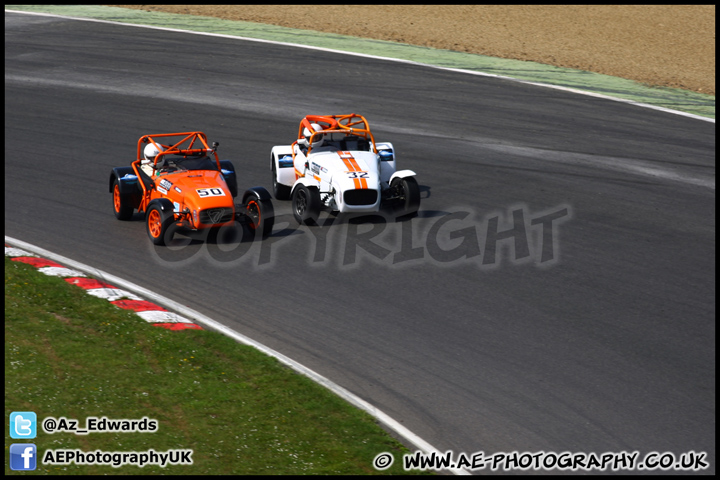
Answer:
[5, 236, 469, 474]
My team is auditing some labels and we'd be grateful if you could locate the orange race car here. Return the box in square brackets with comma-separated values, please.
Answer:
[109, 132, 273, 245]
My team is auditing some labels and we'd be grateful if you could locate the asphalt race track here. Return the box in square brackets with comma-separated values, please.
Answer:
[5, 12, 715, 473]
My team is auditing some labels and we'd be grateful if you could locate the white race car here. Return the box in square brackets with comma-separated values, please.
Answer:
[271, 114, 420, 224]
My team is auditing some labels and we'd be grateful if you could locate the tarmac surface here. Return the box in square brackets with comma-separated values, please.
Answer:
[5, 7, 716, 473]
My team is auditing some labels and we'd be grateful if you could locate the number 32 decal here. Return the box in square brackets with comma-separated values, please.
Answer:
[347, 171, 369, 178]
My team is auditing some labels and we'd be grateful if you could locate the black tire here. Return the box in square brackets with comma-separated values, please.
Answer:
[112, 178, 134, 220]
[272, 160, 291, 200]
[243, 193, 275, 239]
[292, 185, 320, 225]
[206, 226, 221, 244]
[146, 204, 175, 246]
[391, 176, 420, 217]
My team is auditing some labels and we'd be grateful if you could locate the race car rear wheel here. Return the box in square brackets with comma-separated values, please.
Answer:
[391, 176, 420, 218]
[292, 185, 320, 225]
[112, 178, 134, 220]
[244, 196, 275, 239]
[146, 205, 175, 246]
[272, 161, 291, 200]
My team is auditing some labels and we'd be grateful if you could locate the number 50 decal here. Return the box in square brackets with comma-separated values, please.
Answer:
[347, 171, 369, 178]
[196, 188, 226, 197]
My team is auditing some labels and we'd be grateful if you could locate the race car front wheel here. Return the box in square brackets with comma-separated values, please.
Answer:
[244, 196, 275, 239]
[391, 176, 420, 218]
[112, 178, 134, 220]
[292, 185, 320, 225]
[146, 205, 175, 246]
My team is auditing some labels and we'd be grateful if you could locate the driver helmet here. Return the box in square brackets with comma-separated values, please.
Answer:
[303, 123, 325, 148]
[143, 142, 163, 164]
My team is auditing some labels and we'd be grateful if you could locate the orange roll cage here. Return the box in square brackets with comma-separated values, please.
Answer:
[132, 131, 220, 213]
[293, 113, 378, 156]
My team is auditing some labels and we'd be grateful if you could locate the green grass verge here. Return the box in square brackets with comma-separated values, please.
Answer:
[5, 256, 428, 474]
